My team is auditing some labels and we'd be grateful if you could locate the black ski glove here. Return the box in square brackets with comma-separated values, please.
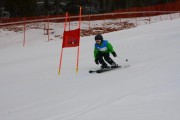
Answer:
[112, 52, 117, 57]
[95, 59, 99, 64]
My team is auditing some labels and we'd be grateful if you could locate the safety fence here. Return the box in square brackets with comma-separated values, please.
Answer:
[0, 11, 179, 48]
[0, 1, 180, 47]
[0, 12, 180, 42]
[114, 0, 180, 12]
[1, 0, 180, 24]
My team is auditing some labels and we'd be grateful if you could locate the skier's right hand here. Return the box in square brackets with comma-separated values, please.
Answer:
[112, 52, 117, 57]
[95, 59, 99, 64]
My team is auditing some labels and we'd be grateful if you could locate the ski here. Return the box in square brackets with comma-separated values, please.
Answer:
[89, 65, 130, 73]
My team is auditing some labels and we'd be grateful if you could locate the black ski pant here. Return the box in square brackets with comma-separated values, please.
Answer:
[96, 52, 114, 65]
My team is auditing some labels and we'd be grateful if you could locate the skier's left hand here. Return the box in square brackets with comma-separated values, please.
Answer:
[112, 52, 117, 57]
[95, 59, 99, 64]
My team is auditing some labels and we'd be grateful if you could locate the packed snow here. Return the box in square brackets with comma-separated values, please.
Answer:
[0, 16, 180, 120]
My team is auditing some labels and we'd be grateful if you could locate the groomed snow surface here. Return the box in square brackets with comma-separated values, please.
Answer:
[0, 18, 180, 120]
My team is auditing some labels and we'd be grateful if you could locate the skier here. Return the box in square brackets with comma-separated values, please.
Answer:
[94, 34, 118, 69]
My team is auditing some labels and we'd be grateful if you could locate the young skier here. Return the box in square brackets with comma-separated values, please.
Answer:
[94, 34, 118, 69]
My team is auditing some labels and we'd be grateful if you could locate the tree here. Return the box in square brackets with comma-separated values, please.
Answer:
[101, 0, 115, 12]
[5, 0, 37, 17]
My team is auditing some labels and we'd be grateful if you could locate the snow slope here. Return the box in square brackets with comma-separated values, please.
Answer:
[0, 18, 180, 120]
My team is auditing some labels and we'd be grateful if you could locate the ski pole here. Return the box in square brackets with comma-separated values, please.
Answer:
[116, 56, 128, 62]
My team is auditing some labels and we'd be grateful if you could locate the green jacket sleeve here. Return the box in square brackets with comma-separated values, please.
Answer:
[107, 42, 115, 53]
[94, 47, 99, 59]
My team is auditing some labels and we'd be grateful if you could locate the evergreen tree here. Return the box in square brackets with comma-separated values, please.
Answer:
[5, 0, 37, 17]
[43, 0, 49, 15]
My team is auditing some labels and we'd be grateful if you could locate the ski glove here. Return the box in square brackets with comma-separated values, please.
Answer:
[112, 52, 117, 57]
[95, 59, 99, 65]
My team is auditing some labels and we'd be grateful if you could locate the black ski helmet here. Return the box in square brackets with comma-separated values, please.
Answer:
[95, 34, 103, 41]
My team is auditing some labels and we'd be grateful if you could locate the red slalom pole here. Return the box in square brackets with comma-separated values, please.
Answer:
[58, 13, 68, 75]
[76, 6, 81, 73]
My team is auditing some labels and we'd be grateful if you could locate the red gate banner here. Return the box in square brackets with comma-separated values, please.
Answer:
[62, 28, 80, 48]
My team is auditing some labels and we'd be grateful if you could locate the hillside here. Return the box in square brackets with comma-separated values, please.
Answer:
[0, 18, 180, 120]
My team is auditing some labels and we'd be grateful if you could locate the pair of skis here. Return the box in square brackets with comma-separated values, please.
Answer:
[89, 65, 130, 74]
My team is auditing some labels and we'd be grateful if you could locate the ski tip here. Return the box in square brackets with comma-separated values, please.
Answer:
[89, 70, 94, 73]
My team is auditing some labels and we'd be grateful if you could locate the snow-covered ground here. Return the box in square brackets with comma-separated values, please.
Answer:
[0, 16, 180, 120]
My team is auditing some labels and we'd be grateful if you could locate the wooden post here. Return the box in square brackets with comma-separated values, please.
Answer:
[23, 17, 26, 47]
[47, 16, 50, 42]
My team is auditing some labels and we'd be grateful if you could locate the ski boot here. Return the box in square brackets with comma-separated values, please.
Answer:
[111, 62, 119, 68]
[101, 63, 109, 69]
